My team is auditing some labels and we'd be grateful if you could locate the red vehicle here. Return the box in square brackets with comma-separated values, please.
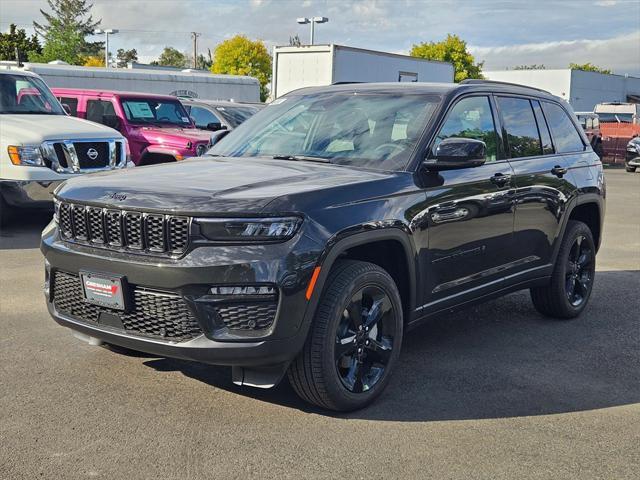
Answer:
[52, 89, 212, 165]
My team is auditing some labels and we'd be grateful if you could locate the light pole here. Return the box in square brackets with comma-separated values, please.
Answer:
[93, 29, 119, 68]
[296, 16, 328, 45]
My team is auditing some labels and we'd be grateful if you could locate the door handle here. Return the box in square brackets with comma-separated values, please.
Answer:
[551, 165, 568, 178]
[490, 173, 511, 187]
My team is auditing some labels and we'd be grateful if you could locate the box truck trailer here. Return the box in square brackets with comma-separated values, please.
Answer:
[271, 44, 454, 99]
[0, 62, 260, 102]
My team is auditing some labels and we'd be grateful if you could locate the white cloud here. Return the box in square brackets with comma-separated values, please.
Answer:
[471, 31, 640, 74]
[595, 0, 617, 6]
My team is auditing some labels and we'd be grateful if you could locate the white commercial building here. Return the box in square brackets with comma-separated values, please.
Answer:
[484, 69, 640, 112]
[0, 62, 261, 102]
[271, 44, 454, 99]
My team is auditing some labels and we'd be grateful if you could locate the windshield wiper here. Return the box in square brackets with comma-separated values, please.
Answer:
[272, 154, 331, 164]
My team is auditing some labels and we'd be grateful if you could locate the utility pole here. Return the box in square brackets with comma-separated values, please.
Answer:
[191, 32, 201, 69]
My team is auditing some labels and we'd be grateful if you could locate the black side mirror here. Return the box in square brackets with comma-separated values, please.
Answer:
[102, 114, 122, 131]
[206, 122, 227, 132]
[424, 137, 486, 171]
[61, 104, 72, 115]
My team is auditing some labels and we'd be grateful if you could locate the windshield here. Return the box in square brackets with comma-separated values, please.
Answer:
[209, 92, 441, 171]
[121, 98, 192, 127]
[0, 74, 65, 115]
[215, 105, 261, 128]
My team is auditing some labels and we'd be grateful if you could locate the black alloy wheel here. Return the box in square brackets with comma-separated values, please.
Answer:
[531, 220, 596, 319]
[334, 286, 396, 393]
[565, 234, 595, 307]
[288, 260, 403, 411]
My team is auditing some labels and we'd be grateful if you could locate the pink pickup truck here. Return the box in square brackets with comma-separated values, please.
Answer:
[52, 89, 212, 165]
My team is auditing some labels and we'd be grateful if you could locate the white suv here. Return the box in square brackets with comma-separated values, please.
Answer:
[0, 69, 128, 225]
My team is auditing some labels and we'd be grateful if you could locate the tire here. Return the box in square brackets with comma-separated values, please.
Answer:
[626, 165, 636, 173]
[288, 260, 403, 411]
[530, 220, 596, 319]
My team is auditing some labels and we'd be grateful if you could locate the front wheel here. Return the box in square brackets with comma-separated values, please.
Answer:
[626, 165, 636, 173]
[288, 260, 403, 411]
[530, 220, 596, 318]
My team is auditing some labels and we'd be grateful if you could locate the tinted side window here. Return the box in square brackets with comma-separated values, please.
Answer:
[532, 100, 554, 155]
[86, 99, 116, 124]
[433, 96, 499, 162]
[190, 106, 221, 129]
[542, 102, 585, 153]
[57, 96, 78, 116]
[497, 97, 541, 158]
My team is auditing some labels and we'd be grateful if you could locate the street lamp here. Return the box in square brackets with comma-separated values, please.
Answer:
[296, 16, 328, 45]
[93, 28, 119, 68]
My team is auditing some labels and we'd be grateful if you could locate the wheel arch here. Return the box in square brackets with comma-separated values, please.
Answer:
[307, 228, 417, 325]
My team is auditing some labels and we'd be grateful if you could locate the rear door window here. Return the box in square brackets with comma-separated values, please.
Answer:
[532, 100, 554, 155]
[189, 105, 222, 129]
[542, 102, 585, 153]
[496, 97, 542, 158]
[86, 99, 116, 125]
[57, 96, 78, 116]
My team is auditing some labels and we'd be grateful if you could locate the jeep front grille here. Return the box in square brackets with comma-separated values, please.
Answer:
[58, 201, 190, 256]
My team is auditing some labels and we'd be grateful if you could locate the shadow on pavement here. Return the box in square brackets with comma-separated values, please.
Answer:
[143, 269, 640, 421]
[0, 211, 51, 250]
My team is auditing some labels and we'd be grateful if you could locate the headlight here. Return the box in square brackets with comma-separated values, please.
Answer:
[196, 217, 302, 242]
[8, 145, 45, 166]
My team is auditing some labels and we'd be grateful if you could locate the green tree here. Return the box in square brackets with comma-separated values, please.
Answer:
[513, 64, 546, 70]
[410, 34, 483, 82]
[568, 62, 612, 74]
[32, 0, 102, 63]
[211, 35, 272, 101]
[116, 48, 138, 68]
[0, 24, 42, 62]
[30, 24, 85, 65]
[155, 47, 189, 68]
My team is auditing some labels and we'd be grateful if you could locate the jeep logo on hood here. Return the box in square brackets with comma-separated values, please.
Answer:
[106, 192, 127, 201]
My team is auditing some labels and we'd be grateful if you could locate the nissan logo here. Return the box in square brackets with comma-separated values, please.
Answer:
[87, 148, 99, 160]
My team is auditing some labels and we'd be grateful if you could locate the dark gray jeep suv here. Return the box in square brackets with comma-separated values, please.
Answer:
[42, 81, 605, 411]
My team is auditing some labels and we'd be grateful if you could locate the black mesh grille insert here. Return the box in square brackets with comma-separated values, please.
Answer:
[57, 202, 190, 257]
[74, 142, 109, 169]
[145, 214, 166, 252]
[71, 205, 88, 240]
[59, 203, 73, 237]
[217, 302, 277, 330]
[168, 217, 189, 253]
[105, 210, 123, 247]
[124, 212, 143, 249]
[87, 207, 105, 243]
[52, 271, 202, 342]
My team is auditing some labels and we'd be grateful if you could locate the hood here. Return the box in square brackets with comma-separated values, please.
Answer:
[132, 126, 212, 146]
[55, 156, 389, 214]
[0, 114, 122, 144]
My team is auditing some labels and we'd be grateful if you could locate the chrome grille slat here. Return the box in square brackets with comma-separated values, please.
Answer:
[58, 201, 190, 257]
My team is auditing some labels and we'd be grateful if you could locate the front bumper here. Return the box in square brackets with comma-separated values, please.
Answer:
[41, 221, 324, 367]
[625, 152, 640, 167]
[0, 179, 61, 209]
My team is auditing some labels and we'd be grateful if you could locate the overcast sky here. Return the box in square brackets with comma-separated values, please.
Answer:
[2, 0, 639, 75]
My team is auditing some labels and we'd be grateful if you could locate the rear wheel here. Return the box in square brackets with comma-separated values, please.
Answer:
[530, 220, 596, 318]
[288, 260, 403, 411]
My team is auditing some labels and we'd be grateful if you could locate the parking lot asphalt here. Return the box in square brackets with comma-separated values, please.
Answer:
[1, 169, 639, 480]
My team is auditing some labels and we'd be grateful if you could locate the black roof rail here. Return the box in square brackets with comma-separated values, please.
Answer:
[459, 79, 551, 94]
[331, 81, 365, 85]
